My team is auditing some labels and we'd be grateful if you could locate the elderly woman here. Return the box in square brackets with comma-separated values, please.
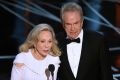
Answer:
[11, 23, 61, 80]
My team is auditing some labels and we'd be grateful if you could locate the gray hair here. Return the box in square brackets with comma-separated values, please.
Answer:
[61, 2, 84, 21]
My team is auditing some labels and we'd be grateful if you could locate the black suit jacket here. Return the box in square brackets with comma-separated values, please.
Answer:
[56, 29, 113, 80]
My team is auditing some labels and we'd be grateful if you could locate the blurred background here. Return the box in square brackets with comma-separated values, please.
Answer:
[0, 0, 120, 80]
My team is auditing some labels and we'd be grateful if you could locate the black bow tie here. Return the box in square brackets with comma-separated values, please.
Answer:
[66, 38, 80, 44]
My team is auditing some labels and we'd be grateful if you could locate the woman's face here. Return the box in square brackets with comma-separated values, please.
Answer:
[35, 30, 53, 58]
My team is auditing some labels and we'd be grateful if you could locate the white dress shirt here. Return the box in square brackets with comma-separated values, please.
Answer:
[67, 29, 83, 78]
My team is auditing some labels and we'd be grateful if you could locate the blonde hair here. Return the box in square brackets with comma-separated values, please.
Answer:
[19, 23, 61, 56]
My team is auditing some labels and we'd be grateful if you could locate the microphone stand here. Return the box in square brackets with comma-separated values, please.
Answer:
[45, 68, 50, 80]
[51, 72, 54, 80]
[48, 64, 55, 80]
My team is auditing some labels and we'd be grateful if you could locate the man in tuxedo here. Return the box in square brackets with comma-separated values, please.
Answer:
[56, 2, 113, 80]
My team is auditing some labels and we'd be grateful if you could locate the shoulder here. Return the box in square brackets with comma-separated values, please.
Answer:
[13, 52, 27, 68]
[47, 54, 60, 64]
[84, 29, 104, 40]
[14, 51, 30, 63]
[48, 54, 60, 61]
[15, 52, 26, 61]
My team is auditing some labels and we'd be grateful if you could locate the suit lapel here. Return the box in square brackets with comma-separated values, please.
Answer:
[62, 41, 76, 79]
[76, 29, 91, 80]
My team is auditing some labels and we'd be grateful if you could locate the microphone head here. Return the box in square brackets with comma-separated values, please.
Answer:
[48, 64, 55, 73]
[45, 68, 50, 78]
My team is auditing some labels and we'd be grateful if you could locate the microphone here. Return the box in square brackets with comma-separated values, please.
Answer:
[45, 68, 50, 80]
[48, 64, 55, 80]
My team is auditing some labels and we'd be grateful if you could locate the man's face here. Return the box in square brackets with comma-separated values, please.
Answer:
[63, 11, 83, 39]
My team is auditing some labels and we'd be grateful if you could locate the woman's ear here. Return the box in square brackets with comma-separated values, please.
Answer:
[33, 45, 35, 48]
[33, 42, 36, 48]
